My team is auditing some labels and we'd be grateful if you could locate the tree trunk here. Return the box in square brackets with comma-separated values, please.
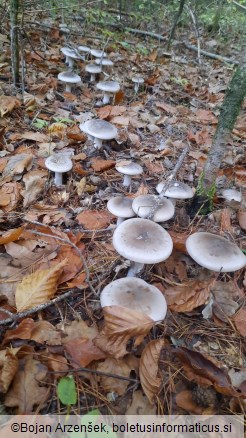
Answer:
[193, 55, 246, 213]
[167, 0, 186, 49]
[10, 0, 20, 87]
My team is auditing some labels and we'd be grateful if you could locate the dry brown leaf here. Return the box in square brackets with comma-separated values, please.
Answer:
[3, 153, 33, 177]
[90, 158, 115, 172]
[0, 349, 19, 393]
[15, 259, 67, 312]
[211, 281, 239, 322]
[126, 390, 156, 415]
[21, 170, 47, 207]
[67, 125, 86, 141]
[110, 115, 129, 126]
[233, 307, 246, 337]
[58, 319, 98, 343]
[175, 390, 205, 414]
[76, 209, 113, 230]
[164, 280, 211, 312]
[94, 305, 154, 358]
[10, 131, 49, 142]
[64, 338, 106, 368]
[155, 101, 177, 115]
[40, 351, 68, 377]
[4, 357, 50, 413]
[3, 318, 61, 345]
[0, 227, 24, 245]
[238, 210, 246, 231]
[96, 356, 138, 395]
[0, 96, 21, 117]
[75, 177, 86, 197]
[139, 339, 165, 403]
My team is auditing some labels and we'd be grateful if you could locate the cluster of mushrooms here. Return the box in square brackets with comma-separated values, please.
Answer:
[45, 39, 246, 326]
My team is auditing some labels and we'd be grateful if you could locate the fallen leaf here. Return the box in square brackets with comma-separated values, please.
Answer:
[3, 153, 33, 177]
[0, 349, 19, 393]
[64, 338, 106, 367]
[238, 210, 246, 231]
[0, 96, 21, 117]
[164, 280, 211, 312]
[76, 209, 113, 230]
[10, 131, 49, 142]
[21, 170, 47, 207]
[58, 320, 98, 343]
[211, 281, 239, 322]
[139, 339, 165, 403]
[194, 109, 217, 124]
[110, 115, 129, 126]
[233, 307, 246, 337]
[0, 182, 21, 211]
[90, 158, 115, 172]
[155, 102, 177, 115]
[4, 357, 50, 413]
[126, 390, 156, 415]
[0, 227, 24, 245]
[15, 259, 67, 312]
[96, 356, 138, 395]
[94, 306, 154, 358]
[75, 177, 87, 197]
[175, 390, 205, 414]
[3, 318, 61, 345]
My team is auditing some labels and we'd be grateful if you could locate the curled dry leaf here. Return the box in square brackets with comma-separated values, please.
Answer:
[94, 305, 154, 359]
[96, 355, 138, 396]
[90, 158, 116, 172]
[164, 280, 211, 312]
[175, 347, 246, 398]
[64, 338, 106, 368]
[139, 339, 165, 403]
[0, 349, 19, 393]
[238, 209, 246, 231]
[76, 209, 113, 230]
[3, 318, 61, 346]
[2, 153, 33, 177]
[0, 95, 21, 117]
[233, 307, 246, 337]
[0, 227, 24, 245]
[15, 259, 67, 312]
[175, 390, 205, 414]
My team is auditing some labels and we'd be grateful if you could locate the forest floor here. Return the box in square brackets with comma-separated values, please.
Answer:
[0, 13, 245, 419]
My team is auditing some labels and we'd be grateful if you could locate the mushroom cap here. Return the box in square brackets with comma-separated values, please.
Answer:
[90, 49, 106, 58]
[78, 45, 90, 53]
[96, 81, 120, 93]
[115, 161, 143, 176]
[222, 189, 242, 203]
[132, 195, 175, 222]
[132, 76, 144, 84]
[107, 197, 135, 219]
[186, 232, 246, 272]
[60, 47, 79, 59]
[58, 71, 81, 83]
[82, 119, 117, 140]
[95, 58, 114, 66]
[85, 64, 102, 74]
[156, 180, 194, 199]
[45, 154, 73, 172]
[113, 218, 173, 264]
[79, 120, 92, 135]
[100, 277, 167, 322]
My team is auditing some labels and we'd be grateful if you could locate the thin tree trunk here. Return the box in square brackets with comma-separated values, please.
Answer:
[193, 53, 246, 213]
[10, 0, 20, 87]
[167, 0, 186, 49]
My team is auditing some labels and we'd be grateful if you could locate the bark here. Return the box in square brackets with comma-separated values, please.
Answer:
[10, 0, 20, 87]
[167, 0, 186, 49]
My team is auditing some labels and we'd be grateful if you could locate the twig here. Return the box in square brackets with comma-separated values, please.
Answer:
[183, 42, 239, 65]
[48, 366, 139, 383]
[185, 4, 201, 64]
[0, 289, 77, 326]
[232, 0, 246, 12]
[24, 220, 97, 297]
[147, 144, 190, 220]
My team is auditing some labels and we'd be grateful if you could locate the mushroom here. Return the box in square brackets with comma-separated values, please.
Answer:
[59, 24, 70, 35]
[132, 76, 144, 93]
[100, 277, 167, 322]
[156, 180, 194, 205]
[77, 45, 90, 60]
[58, 71, 81, 93]
[85, 64, 102, 82]
[79, 120, 94, 141]
[113, 218, 173, 276]
[95, 58, 114, 72]
[186, 232, 246, 272]
[132, 194, 175, 222]
[107, 197, 135, 226]
[80, 119, 117, 149]
[60, 47, 79, 68]
[96, 81, 120, 105]
[90, 49, 106, 59]
[45, 154, 73, 186]
[221, 189, 242, 203]
[115, 161, 143, 188]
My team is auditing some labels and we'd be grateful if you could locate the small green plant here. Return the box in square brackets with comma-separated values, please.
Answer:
[70, 409, 117, 438]
[32, 119, 49, 129]
[57, 375, 77, 415]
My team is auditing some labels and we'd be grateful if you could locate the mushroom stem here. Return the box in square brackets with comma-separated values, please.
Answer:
[54, 172, 63, 186]
[134, 82, 140, 93]
[116, 217, 125, 226]
[65, 83, 72, 93]
[94, 138, 103, 149]
[127, 262, 144, 277]
[123, 175, 132, 187]
[102, 92, 111, 104]
[67, 57, 74, 69]
[90, 73, 96, 82]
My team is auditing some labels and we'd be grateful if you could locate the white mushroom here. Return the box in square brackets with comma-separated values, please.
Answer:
[45, 154, 73, 186]
[107, 197, 135, 226]
[221, 189, 242, 203]
[58, 71, 81, 93]
[95, 58, 114, 69]
[77, 45, 90, 60]
[96, 81, 120, 105]
[113, 218, 173, 276]
[85, 64, 102, 82]
[79, 120, 94, 141]
[90, 49, 106, 59]
[60, 47, 79, 68]
[100, 277, 167, 322]
[115, 161, 143, 187]
[132, 76, 144, 93]
[156, 180, 194, 205]
[80, 119, 117, 149]
[132, 195, 175, 222]
[186, 232, 246, 272]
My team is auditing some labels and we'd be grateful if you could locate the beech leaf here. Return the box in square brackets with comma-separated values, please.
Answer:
[139, 339, 165, 403]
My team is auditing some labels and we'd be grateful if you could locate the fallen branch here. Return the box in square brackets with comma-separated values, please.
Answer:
[183, 42, 239, 65]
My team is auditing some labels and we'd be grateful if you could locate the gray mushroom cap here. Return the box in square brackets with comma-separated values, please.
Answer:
[45, 154, 73, 172]
[96, 81, 120, 93]
[60, 47, 79, 59]
[113, 218, 173, 264]
[85, 64, 102, 74]
[82, 119, 117, 140]
[115, 161, 143, 176]
[186, 232, 246, 272]
[107, 197, 135, 218]
[221, 189, 242, 203]
[90, 49, 106, 58]
[156, 180, 194, 199]
[100, 277, 167, 322]
[132, 76, 144, 84]
[78, 45, 90, 53]
[58, 71, 81, 83]
[95, 58, 114, 66]
[132, 195, 175, 222]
